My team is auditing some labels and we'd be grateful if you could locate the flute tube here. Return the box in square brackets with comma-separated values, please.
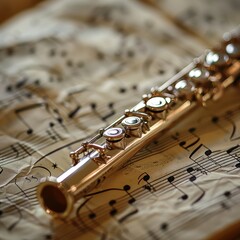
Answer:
[37, 33, 240, 218]
[37, 100, 195, 218]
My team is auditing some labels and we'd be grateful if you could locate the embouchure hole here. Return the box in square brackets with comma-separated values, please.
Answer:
[41, 185, 67, 214]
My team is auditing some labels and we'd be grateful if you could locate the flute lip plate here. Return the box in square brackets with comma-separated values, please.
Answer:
[37, 178, 74, 218]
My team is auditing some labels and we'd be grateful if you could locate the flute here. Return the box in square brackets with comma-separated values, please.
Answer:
[37, 30, 240, 218]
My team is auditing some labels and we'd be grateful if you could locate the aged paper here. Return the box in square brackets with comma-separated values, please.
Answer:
[0, 0, 239, 239]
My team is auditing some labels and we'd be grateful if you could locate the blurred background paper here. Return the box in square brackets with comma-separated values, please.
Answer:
[0, 0, 240, 239]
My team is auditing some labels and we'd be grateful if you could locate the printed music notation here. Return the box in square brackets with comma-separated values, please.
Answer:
[0, 0, 240, 239]
[50, 91, 240, 240]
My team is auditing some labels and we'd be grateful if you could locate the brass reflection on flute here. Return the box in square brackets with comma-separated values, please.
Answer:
[37, 30, 240, 218]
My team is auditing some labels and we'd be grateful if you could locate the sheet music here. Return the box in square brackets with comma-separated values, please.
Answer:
[0, 0, 239, 239]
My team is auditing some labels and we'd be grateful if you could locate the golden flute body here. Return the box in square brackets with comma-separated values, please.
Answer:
[37, 30, 240, 218]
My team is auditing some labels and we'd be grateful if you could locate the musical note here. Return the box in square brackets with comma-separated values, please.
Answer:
[167, 176, 189, 201]
[68, 105, 81, 119]
[205, 148, 222, 167]
[160, 222, 169, 232]
[123, 185, 136, 204]
[45, 234, 53, 240]
[91, 102, 116, 123]
[75, 198, 107, 238]
[186, 170, 205, 204]
[226, 145, 240, 168]
[179, 128, 200, 151]
[15, 102, 47, 135]
[138, 172, 156, 193]
[76, 199, 96, 224]
[15, 77, 28, 89]
[109, 199, 118, 216]
[188, 144, 212, 173]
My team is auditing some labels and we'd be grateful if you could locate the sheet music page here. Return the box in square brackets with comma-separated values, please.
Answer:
[0, 0, 239, 239]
